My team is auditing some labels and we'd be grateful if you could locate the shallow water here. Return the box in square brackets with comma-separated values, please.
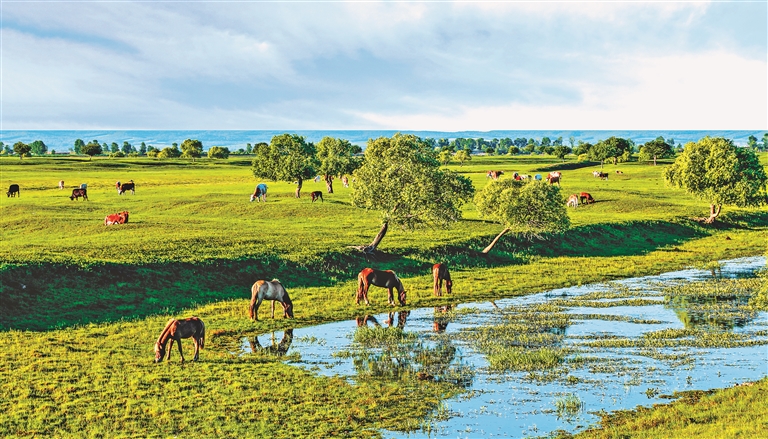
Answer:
[243, 256, 767, 438]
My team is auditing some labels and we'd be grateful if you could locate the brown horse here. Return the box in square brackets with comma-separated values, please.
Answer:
[154, 317, 205, 363]
[310, 191, 323, 202]
[249, 279, 294, 321]
[432, 263, 452, 296]
[356, 268, 406, 306]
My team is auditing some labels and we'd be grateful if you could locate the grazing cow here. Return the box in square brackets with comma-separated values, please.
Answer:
[70, 188, 88, 201]
[579, 192, 595, 204]
[546, 171, 562, 186]
[342, 176, 349, 187]
[432, 263, 452, 297]
[615, 170, 623, 174]
[513, 172, 522, 181]
[119, 181, 135, 195]
[567, 194, 579, 208]
[356, 268, 406, 306]
[104, 211, 129, 225]
[7, 184, 19, 198]
[250, 183, 268, 202]
[116, 181, 121, 194]
[486, 170, 504, 180]
[592, 171, 608, 180]
[520, 174, 530, 180]
[58, 180, 65, 190]
[310, 191, 323, 203]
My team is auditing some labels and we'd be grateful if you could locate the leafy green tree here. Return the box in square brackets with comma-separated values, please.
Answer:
[122, 141, 133, 155]
[747, 135, 758, 149]
[438, 150, 453, 165]
[553, 137, 563, 147]
[663, 136, 767, 224]
[81, 141, 102, 160]
[252, 134, 318, 198]
[139, 142, 147, 155]
[508, 146, 520, 155]
[74, 139, 85, 154]
[541, 137, 551, 147]
[207, 146, 230, 159]
[158, 145, 181, 159]
[474, 180, 570, 253]
[454, 149, 471, 166]
[553, 145, 571, 161]
[13, 142, 31, 159]
[485, 147, 495, 155]
[350, 134, 474, 253]
[762, 133, 768, 151]
[146, 146, 159, 158]
[639, 137, 674, 165]
[109, 151, 125, 158]
[110, 142, 119, 153]
[568, 136, 576, 148]
[573, 141, 591, 157]
[524, 143, 536, 154]
[245, 143, 253, 154]
[180, 139, 203, 161]
[316, 136, 360, 193]
[590, 137, 631, 167]
[29, 140, 47, 155]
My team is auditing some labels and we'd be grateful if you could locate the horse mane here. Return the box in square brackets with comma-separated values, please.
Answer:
[271, 278, 280, 283]
[156, 318, 176, 345]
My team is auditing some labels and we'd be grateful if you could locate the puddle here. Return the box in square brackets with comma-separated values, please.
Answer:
[242, 256, 767, 438]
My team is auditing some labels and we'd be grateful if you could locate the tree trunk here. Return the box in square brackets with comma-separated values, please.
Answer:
[653, 155, 657, 166]
[704, 204, 721, 224]
[363, 222, 389, 253]
[324, 175, 334, 194]
[482, 227, 510, 254]
[295, 178, 303, 198]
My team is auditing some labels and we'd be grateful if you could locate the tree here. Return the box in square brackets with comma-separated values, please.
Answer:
[158, 145, 181, 158]
[146, 146, 159, 158]
[13, 142, 31, 159]
[747, 135, 758, 150]
[252, 134, 317, 198]
[762, 133, 768, 151]
[245, 143, 253, 154]
[350, 134, 474, 253]
[139, 142, 147, 155]
[541, 137, 551, 147]
[454, 149, 471, 166]
[508, 146, 520, 155]
[180, 139, 203, 161]
[207, 146, 230, 159]
[568, 136, 576, 148]
[110, 142, 119, 153]
[438, 150, 453, 165]
[316, 136, 360, 193]
[639, 137, 674, 165]
[590, 136, 631, 167]
[73, 139, 85, 154]
[663, 136, 768, 224]
[81, 141, 102, 160]
[553, 145, 571, 161]
[474, 180, 570, 253]
[29, 140, 47, 155]
[122, 141, 134, 155]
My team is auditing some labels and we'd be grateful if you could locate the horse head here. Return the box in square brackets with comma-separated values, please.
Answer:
[154, 342, 165, 363]
[445, 279, 453, 295]
[398, 283, 407, 306]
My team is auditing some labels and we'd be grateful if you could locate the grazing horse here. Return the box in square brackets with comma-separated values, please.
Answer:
[486, 170, 504, 180]
[70, 188, 88, 201]
[104, 211, 129, 225]
[579, 192, 595, 204]
[249, 279, 294, 321]
[356, 268, 406, 306]
[546, 171, 561, 186]
[310, 191, 323, 203]
[7, 184, 19, 198]
[342, 176, 349, 187]
[119, 181, 135, 195]
[432, 263, 452, 297]
[566, 194, 579, 208]
[250, 183, 268, 202]
[154, 317, 205, 363]
[58, 180, 65, 190]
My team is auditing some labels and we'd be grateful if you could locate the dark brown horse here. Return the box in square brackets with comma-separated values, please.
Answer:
[310, 191, 323, 202]
[154, 317, 205, 363]
[249, 279, 294, 321]
[432, 263, 452, 297]
[356, 268, 406, 306]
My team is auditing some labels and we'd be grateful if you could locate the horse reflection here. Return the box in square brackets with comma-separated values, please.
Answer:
[248, 328, 294, 356]
[433, 305, 453, 333]
[356, 311, 409, 329]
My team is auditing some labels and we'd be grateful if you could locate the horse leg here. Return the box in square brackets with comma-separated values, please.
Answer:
[388, 288, 395, 306]
[167, 340, 174, 361]
[177, 339, 185, 363]
[271, 300, 276, 319]
[363, 284, 370, 306]
[193, 337, 200, 361]
[253, 297, 263, 321]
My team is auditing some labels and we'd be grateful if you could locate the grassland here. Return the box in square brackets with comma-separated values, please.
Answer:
[1, 154, 766, 438]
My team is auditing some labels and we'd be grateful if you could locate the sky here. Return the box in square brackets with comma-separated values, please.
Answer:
[1, 1, 766, 130]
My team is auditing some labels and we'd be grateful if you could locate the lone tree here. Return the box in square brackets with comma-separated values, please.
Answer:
[316, 136, 361, 193]
[252, 134, 318, 198]
[454, 149, 471, 166]
[663, 136, 767, 224]
[207, 146, 230, 159]
[81, 140, 102, 160]
[13, 142, 31, 159]
[474, 180, 570, 253]
[639, 137, 674, 165]
[180, 139, 203, 161]
[350, 134, 474, 253]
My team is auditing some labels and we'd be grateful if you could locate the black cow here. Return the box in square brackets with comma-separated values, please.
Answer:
[7, 184, 19, 197]
[70, 188, 88, 201]
[119, 181, 135, 195]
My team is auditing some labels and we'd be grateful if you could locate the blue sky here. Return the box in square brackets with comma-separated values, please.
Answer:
[1, 1, 766, 130]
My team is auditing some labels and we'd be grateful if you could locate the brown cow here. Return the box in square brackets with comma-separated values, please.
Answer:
[70, 188, 88, 201]
[310, 191, 323, 203]
[104, 211, 129, 225]
[546, 171, 561, 186]
[579, 192, 595, 204]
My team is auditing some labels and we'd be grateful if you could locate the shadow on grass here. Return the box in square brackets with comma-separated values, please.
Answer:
[2, 213, 762, 331]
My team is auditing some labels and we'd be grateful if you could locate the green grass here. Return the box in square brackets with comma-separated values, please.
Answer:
[1, 154, 767, 438]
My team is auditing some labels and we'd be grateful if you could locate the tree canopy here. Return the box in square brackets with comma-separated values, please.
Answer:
[81, 141, 102, 160]
[589, 136, 631, 167]
[316, 136, 361, 193]
[29, 140, 47, 156]
[252, 134, 318, 198]
[639, 137, 674, 165]
[181, 139, 204, 161]
[207, 146, 230, 159]
[13, 142, 31, 159]
[350, 133, 474, 252]
[474, 180, 570, 253]
[663, 136, 767, 223]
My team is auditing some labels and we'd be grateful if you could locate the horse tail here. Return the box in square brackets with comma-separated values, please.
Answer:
[357, 271, 365, 299]
[250, 280, 264, 319]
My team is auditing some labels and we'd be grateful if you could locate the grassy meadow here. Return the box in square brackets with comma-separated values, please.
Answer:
[1, 153, 766, 438]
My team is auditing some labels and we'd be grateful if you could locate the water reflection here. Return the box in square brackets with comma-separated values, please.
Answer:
[433, 305, 452, 333]
[247, 328, 294, 356]
[667, 295, 755, 330]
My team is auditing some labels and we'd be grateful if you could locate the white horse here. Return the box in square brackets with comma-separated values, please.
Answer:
[249, 279, 293, 320]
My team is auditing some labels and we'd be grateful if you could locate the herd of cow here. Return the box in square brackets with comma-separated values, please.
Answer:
[487, 169, 605, 207]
